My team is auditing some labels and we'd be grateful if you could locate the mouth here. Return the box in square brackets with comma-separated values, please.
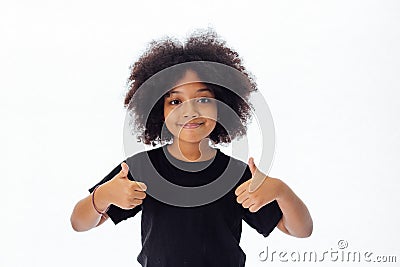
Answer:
[177, 122, 205, 129]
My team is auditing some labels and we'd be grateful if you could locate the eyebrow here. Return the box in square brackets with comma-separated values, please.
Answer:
[168, 88, 213, 95]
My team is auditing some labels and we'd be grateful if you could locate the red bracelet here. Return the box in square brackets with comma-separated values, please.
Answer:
[92, 185, 109, 217]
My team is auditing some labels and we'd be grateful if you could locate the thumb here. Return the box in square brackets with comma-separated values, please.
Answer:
[248, 157, 257, 176]
[118, 162, 129, 179]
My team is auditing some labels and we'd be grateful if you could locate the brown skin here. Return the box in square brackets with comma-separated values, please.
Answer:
[235, 158, 313, 238]
[165, 70, 313, 238]
[124, 29, 256, 147]
[70, 163, 147, 232]
[163, 70, 218, 161]
[71, 69, 313, 238]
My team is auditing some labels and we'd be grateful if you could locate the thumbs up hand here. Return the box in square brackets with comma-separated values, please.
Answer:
[248, 157, 268, 193]
[234, 157, 284, 213]
[97, 162, 148, 210]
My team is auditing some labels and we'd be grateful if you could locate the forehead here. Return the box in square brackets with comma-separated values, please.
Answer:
[167, 69, 214, 96]
[175, 69, 202, 84]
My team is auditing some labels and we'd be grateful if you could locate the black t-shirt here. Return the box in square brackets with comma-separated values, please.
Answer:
[89, 145, 282, 267]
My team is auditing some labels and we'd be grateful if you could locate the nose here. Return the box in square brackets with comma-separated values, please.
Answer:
[182, 99, 199, 118]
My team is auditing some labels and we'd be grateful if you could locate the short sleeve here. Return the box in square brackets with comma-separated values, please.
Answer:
[88, 161, 142, 225]
[240, 166, 283, 237]
[243, 200, 282, 237]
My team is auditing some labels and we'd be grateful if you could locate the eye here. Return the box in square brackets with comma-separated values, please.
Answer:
[197, 97, 213, 104]
[169, 99, 181, 105]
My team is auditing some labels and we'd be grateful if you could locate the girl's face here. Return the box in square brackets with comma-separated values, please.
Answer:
[164, 70, 218, 144]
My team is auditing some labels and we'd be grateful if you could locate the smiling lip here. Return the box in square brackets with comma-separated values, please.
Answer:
[178, 122, 204, 129]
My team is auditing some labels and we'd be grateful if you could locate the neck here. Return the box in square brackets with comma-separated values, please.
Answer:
[167, 138, 216, 162]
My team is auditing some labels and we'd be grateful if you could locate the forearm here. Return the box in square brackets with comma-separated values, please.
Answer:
[276, 181, 313, 238]
[70, 186, 110, 232]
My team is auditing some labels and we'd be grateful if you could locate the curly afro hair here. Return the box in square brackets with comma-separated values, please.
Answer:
[124, 28, 258, 146]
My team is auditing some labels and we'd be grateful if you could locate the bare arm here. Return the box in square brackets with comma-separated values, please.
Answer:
[275, 180, 313, 237]
[70, 163, 147, 232]
[70, 186, 110, 232]
[236, 157, 313, 238]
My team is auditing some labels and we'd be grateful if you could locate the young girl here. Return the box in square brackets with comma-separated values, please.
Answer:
[70, 29, 313, 267]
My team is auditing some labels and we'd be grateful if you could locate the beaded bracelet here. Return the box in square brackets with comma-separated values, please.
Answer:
[92, 185, 110, 218]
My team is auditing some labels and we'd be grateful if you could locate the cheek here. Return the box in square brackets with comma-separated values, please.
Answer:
[164, 102, 218, 121]
[163, 103, 168, 119]
[164, 104, 173, 120]
[164, 107, 177, 127]
[205, 105, 218, 121]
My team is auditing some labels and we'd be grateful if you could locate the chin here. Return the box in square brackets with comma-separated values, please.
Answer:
[174, 135, 207, 144]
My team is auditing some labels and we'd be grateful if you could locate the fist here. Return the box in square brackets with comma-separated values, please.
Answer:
[235, 157, 283, 212]
[101, 162, 148, 210]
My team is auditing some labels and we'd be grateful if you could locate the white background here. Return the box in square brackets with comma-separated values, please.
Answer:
[1, 0, 399, 266]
